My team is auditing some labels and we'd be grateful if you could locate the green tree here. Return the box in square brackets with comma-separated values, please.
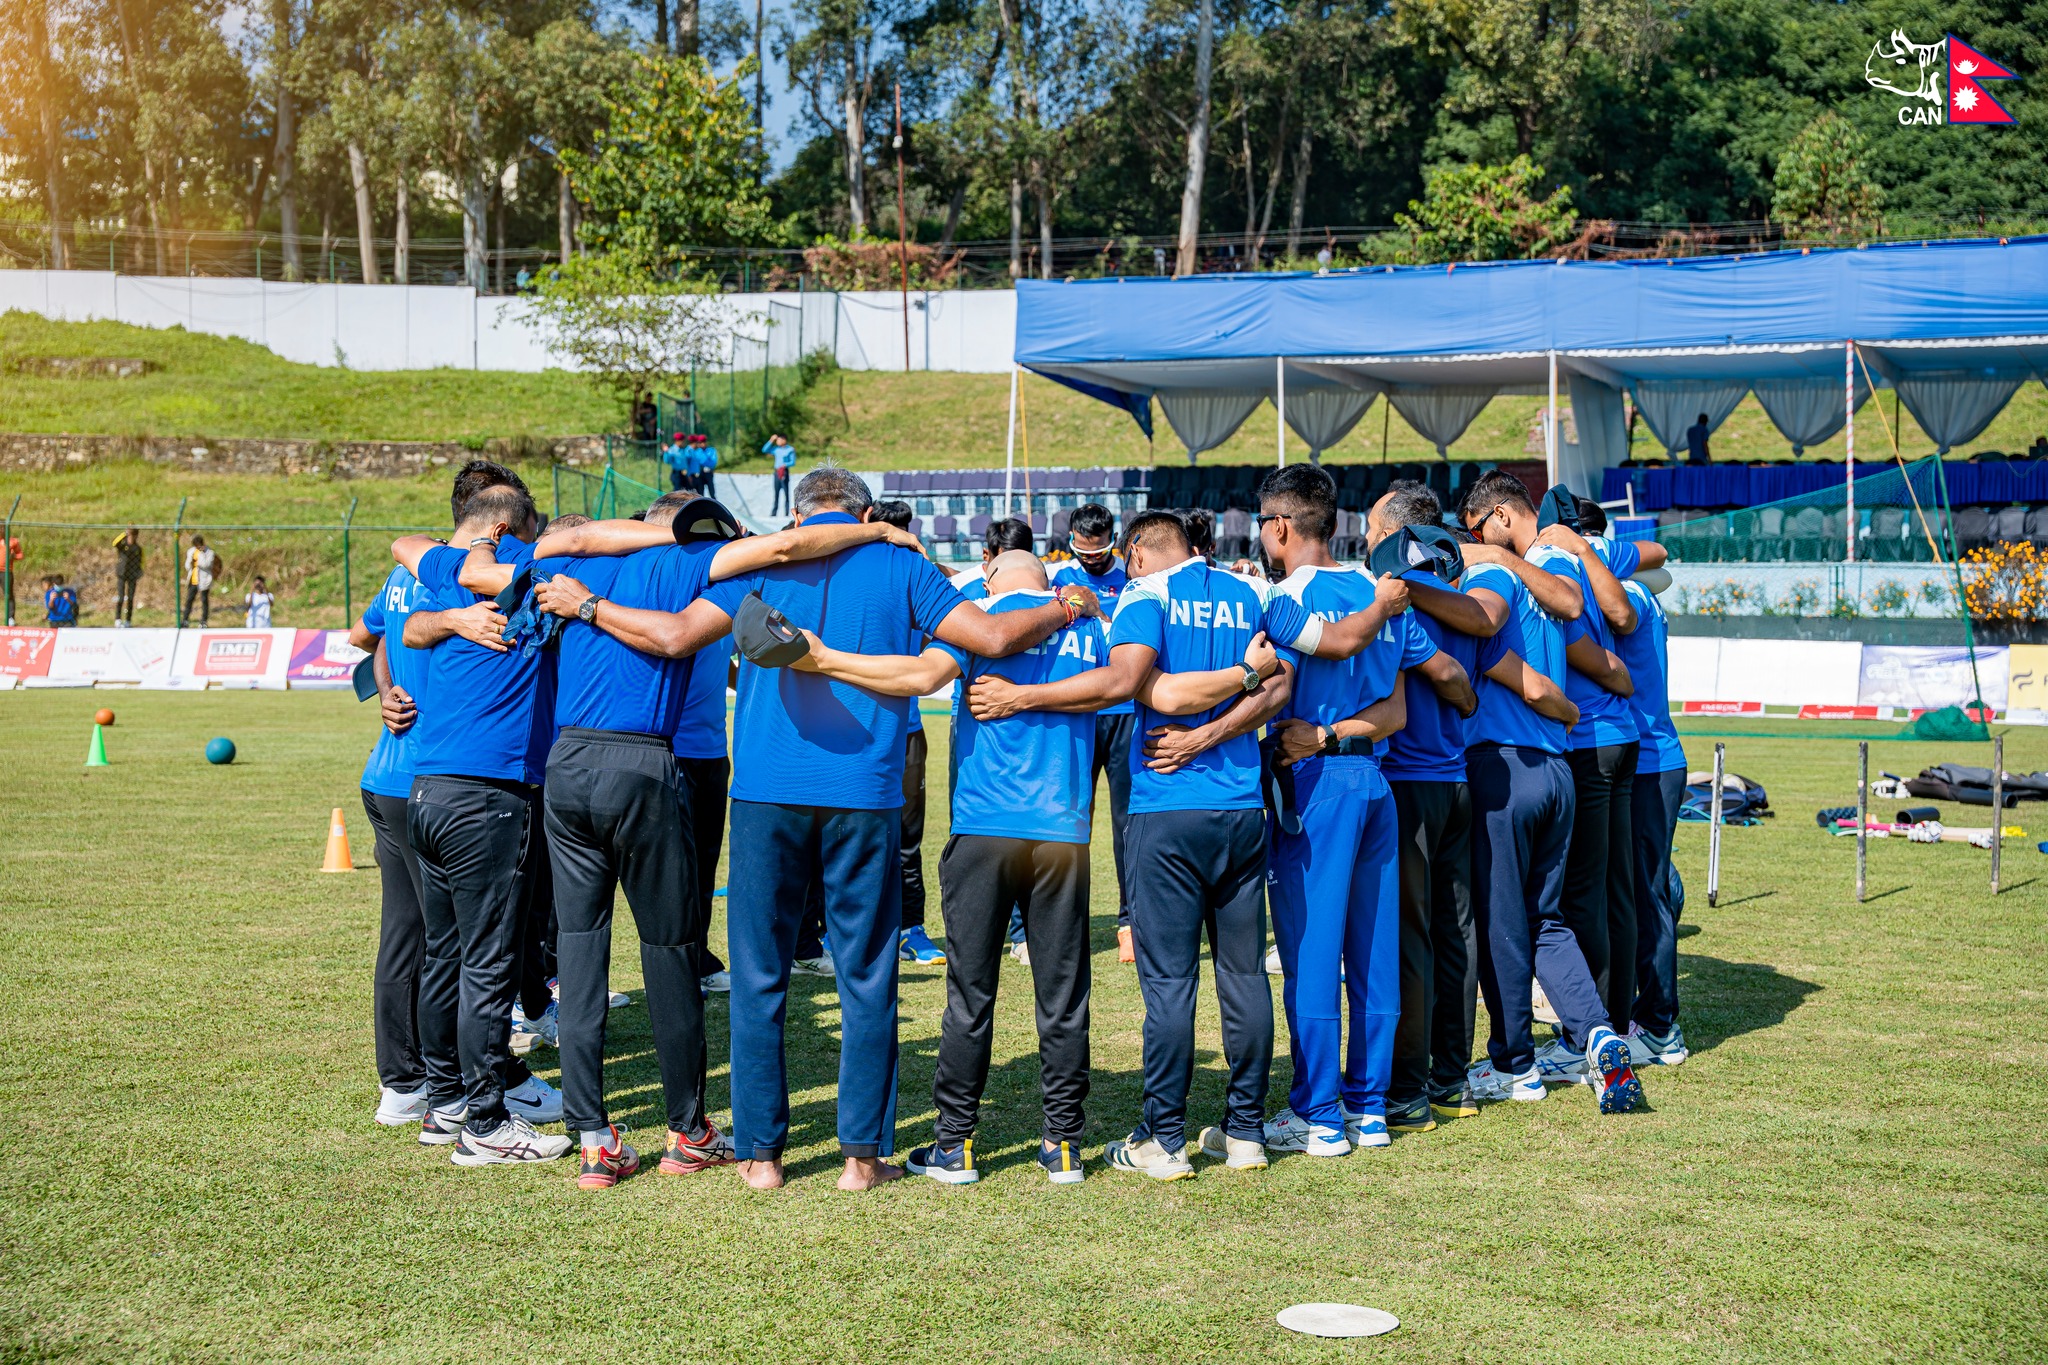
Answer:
[520, 251, 727, 417]
[1772, 110, 1883, 240]
[562, 52, 778, 270]
[1395, 154, 1576, 261]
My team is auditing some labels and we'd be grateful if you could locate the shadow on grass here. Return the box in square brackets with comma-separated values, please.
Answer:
[1679, 952, 1821, 1057]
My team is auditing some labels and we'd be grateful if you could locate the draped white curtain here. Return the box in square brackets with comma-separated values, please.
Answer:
[1157, 389, 1266, 462]
[1892, 369, 2027, 453]
[1631, 379, 1750, 455]
[1560, 375, 1627, 498]
[1386, 385, 1496, 457]
[1752, 373, 1870, 455]
[1282, 387, 1377, 460]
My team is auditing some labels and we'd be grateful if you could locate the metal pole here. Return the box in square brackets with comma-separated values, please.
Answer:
[1275, 356, 1286, 467]
[170, 496, 188, 631]
[2, 493, 19, 627]
[1004, 366, 1019, 518]
[1856, 741, 1868, 904]
[342, 496, 358, 628]
[1708, 740, 1725, 908]
[1845, 340, 1857, 563]
[1991, 734, 2004, 895]
[1545, 350, 1559, 486]
[894, 83, 910, 375]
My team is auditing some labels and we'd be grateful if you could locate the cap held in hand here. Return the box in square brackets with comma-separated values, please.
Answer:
[670, 497, 742, 545]
[733, 592, 809, 668]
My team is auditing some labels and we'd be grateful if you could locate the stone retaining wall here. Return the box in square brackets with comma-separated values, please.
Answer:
[0, 432, 608, 478]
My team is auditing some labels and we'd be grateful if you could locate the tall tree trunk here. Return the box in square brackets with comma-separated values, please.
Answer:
[319, 202, 333, 279]
[275, 85, 301, 279]
[1251, 90, 1292, 264]
[752, 0, 765, 179]
[842, 75, 867, 231]
[492, 170, 506, 293]
[143, 163, 166, 274]
[394, 168, 410, 283]
[31, 0, 67, 269]
[1036, 179, 1052, 279]
[653, 0, 669, 51]
[674, 0, 697, 57]
[347, 141, 380, 284]
[1240, 108, 1256, 262]
[461, 174, 487, 291]
[1285, 127, 1311, 258]
[1008, 174, 1022, 277]
[557, 166, 573, 264]
[937, 185, 965, 254]
[1174, 0, 1214, 276]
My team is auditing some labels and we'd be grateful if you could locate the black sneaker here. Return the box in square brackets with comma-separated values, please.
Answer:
[1430, 1083, 1479, 1120]
[1387, 1098, 1438, 1133]
[906, 1138, 979, 1185]
[1037, 1139, 1085, 1185]
[417, 1106, 467, 1147]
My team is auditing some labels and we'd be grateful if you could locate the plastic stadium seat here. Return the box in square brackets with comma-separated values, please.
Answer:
[1868, 506, 1906, 561]
[882, 472, 905, 494]
[969, 513, 992, 541]
[1725, 511, 1754, 563]
[1029, 514, 1048, 538]
[1993, 504, 2030, 545]
[931, 514, 956, 546]
[1217, 508, 1253, 561]
[1953, 506, 1993, 555]
[1820, 510, 1847, 561]
[908, 517, 923, 540]
[2027, 505, 2048, 552]
[1786, 506, 1826, 561]
[1050, 508, 1073, 541]
[1751, 506, 1785, 561]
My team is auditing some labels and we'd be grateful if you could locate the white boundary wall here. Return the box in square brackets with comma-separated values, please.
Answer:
[0, 270, 1016, 373]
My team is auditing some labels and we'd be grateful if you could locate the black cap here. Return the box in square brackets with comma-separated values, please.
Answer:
[733, 591, 809, 668]
[670, 497, 743, 545]
[351, 652, 380, 703]
[1368, 523, 1464, 583]
[1535, 484, 1582, 532]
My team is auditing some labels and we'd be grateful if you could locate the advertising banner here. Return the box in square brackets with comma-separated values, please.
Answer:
[2005, 645, 2048, 715]
[0, 627, 56, 677]
[47, 628, 175, 685]
[287, 629, 367, 687]
[169, 628, 293, 689]
[1858, 645, 2007, 712]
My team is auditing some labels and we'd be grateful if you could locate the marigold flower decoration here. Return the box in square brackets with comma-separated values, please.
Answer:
[1962, 540, 2047, 623]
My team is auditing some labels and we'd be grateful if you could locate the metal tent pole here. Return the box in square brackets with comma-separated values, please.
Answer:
[1856, 741, 1868, 903]
[1845, 340, 1857, 563]
[1708, 741, 1726, 908]
[1545, 350, 1559, 486]
[341, 497, 358, 628]
[1275, 356, 1286, 467]
[1004, 366, 1018, 518]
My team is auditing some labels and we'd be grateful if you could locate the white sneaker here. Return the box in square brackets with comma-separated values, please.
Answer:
[1468, 1058, 1546, 1103]
[1626, 1021, 1688, 1066]
[1531, 977, 1560, 1026]
[1104, 1131, 1195, 1181]
[1262, 1108, 1350, 1156]
[1264, 945, 1283, 975]
[701, 970, 731, 993]
[608, 988, 631, 1009]
[1340, 1108, 1391, 1149]
[510, 1000, 558, 1055]
[1197, 1125, 1269, 1170]
[504, 1073, 564, 1126]
[450, 1114, 573, 1166]
[792, 951, 835, 977]
[1534, 1036, 1591, 1086]
[1009, 940, 1031, 966]
[374, 1085, 430, 1126]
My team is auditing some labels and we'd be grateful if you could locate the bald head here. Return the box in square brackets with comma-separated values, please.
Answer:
[986, 549, 1048, 595]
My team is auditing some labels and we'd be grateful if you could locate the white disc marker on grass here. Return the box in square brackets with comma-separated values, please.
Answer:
[1276, 1303, 1399, 1338]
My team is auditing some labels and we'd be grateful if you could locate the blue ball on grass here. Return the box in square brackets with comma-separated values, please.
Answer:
[205, 737, 237, 765]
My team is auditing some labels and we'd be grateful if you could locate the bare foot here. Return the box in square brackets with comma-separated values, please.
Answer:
[737, 1158, 785, 1190]
[837, 1156, 904, 1191]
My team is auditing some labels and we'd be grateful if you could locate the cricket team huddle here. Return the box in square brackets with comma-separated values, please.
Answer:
[350, 452, 1688, 1189]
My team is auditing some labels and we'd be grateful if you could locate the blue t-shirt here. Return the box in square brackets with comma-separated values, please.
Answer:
[672, 632, 732, 760]
[1272, 564, 1434, 761]
[1109, 556, 1318, 814]
[359, 565, 430, 798]
[704, 512, 968, 810]
[1550, 542, 1638, 750]
[540, 542, 719, 737]
[1381, 567, 1481, 782]
[936, 591, 1106, 842]
[1462, 560, 1568, 754]
[408, 544, 554, 784]
[1617, 578, 1685, 774]
[1051, 557, 1133, 717]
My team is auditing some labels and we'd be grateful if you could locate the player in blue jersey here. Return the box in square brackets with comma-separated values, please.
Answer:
[532, 469, 1098, 1194]
[791, 550, 1108, 1187]
[949, 517, 1035, 958]
[1253, 466, 1478, 1157]
[1049, 502, 1140, 965]
[965, 509, 1410, 1179]
[1456, 470, 1643, 1115]
[874, 500, 945, 967]
[1364, 481, 1494, 1125]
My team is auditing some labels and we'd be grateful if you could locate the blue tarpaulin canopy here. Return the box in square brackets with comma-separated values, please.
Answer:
[1007, 238, 2048, 494]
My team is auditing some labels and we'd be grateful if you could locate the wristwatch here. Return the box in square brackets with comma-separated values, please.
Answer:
[1237, 661, 1262, 692]
[577, 595, 604, 624]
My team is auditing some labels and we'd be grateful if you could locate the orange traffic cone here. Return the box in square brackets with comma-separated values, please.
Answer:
[320, 807, 354, 873]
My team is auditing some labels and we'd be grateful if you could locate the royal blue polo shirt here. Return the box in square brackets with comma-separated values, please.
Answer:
[1271, 564, 1435, 761]
[1051, 556, 1133, 717]
[409, 544, 554, 784]
[672, 631, 732, 761]
[359, 565, 430, 798]
[1617, 578, 1685, 774]
[1462, 560, 1568, 754]
[1547, 542, 1638, 751]
[536, 542, 719, 737]
[1109, 555, 1321, 814]
[935, 591, 1107, 843]
[703, 512, 968, 810]
[1381, 567, 1482, 782]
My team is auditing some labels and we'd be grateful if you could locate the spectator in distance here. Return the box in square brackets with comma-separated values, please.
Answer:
[113, 527, 143, 626]
[182, 536, 221, 627]
[245, 575, 275, 629]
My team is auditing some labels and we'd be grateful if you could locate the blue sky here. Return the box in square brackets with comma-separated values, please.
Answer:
[603, 0, 809, 173]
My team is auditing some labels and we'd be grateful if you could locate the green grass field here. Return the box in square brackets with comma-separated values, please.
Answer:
[2, 692, 2042, 1362]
